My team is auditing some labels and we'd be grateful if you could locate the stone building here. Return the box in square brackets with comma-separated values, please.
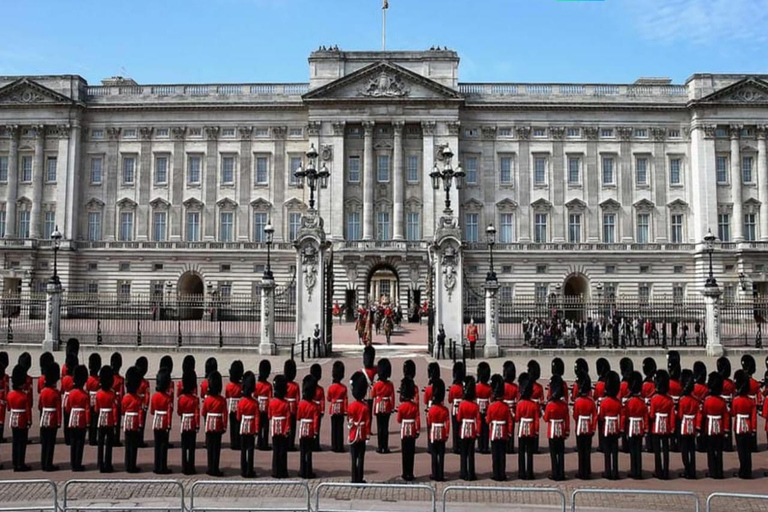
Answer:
[1, 48, 767, 315]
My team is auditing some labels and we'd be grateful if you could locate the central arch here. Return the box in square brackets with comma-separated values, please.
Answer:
[177, 271, 205, 320]
[562, 273, 589, 320]
[365, 262, 400, 306]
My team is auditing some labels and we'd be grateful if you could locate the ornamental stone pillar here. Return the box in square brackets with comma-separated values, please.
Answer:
[259, 275, 276, 355]
[393, 121, 404, 240]
[43, 279, 62, 352]
[432, 215, 463, 357]
[703, 285, 724, 357]
[362, 121, 375, 240]
[758, 126, 768, 241]
[30, 125, 45, 239]
[484, 279, 500, 358]
[730, 125, 744, 242]
[4, 125, 19, 238]
[295, 211, 329, 347]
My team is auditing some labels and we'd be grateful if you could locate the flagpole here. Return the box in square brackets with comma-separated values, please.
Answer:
[382, 6, 387, 51]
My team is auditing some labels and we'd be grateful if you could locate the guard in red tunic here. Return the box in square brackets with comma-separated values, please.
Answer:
[667, 353, 683, 453]
[741, 355, 761, 452]
[692, 361, 709, 453]
[571, 359, 590, 401]
[0, 352, 9, 445]
[38, 362, 61, 471]
[649, 370, 674, 479]
[200, 357, 217, 399]
[548, 358, 569, 404]
[448, 362, 466, 454]
[284, 359, 300, 452]
[237, 371, 259, 478]
[527, 360, 543, 454]
[95, 365, 117, 473]
[8, 365, 31, 471]
[150, 369, 173, 474]
[348, 372, 371, 483]
[177, 355, 197, 398]
[466, 319, 479, 359]
[702, 372, 729, 479]
[618, 357, 634, 454]
[641, 358, 657, 453]
[225, 360, 244, 451]
[624, 371, 647, 479]
[502, 361, 518, 455]
[573, 373, 597, 479]
[516, 372, 539, 480]
[37, 352, 54, 399]
[86, 353, 102, 446]
[487, 374, 513, 481]
[475, 362, 492, 455]
[677, 369, 699, 479]
[593, 358, 610, 454]
[269, 375, 291, 478]
[544, 375, 569, 481]
[255, 360, 273, 451]
[362, 346, 377, 424]
[397, 378, 420, 481]
[717, 357, 735, 452]
[110, 353, 125, 448]
[66, 365, 89, 472]
[136, 357, 151, 449]
[732, 369, 756, 479]
[297, 375, 320, 479]
[202, 370, 227, 477]
[310, 364, 325, 451]
[177, 369, 200, 476]
[61, 353, 77, 447]
[372, 358, 395, 454]
[598, 371, 622, 480]
[327, 361, 348, 453]
[427, 379, 449, 481]
[17, 353, 33, 422]
[423, 362, 439, 454]
[121, 366, 144, 474]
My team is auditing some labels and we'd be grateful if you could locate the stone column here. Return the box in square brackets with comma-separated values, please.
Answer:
[551, 127, 565, 242]
[362, 121, 375, 240]
[703, 284, 724, 357]
[618, 127, 634, 242]
[259, 274, 276, 355]
[4, 125, 19, 238]
[330, 122, 346, 241]
[43, 279, 62, 352]
[171, 126, 187, 241]
[55, 126, 71, 239]
[758, 127, 768, 241]
[203, 126, 219, 241]
[432, 216, 463, 356]
[137, 127, 153, 241]
[104, 127, 121, 241]
[295, 211, 329, 345]
[517, 127, 531, 242]
[422, 121, 436, 239]
[238, 126, 253, 241]
[652, 128, 668, 242]
[730, 125, 743, 242]
[484, 279, 500, 358]
[393, 121, 404, 240]
[64, 123, 81, 240]
[30, 125, 45, 239]
[585, 127, 600, 242]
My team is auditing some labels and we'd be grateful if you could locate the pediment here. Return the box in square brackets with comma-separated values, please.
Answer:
[216, 197, 238, 209]
[182, 197, 203, 209]
[303, 61, 463, 102]
[667, 199, 689, 211]
[565, 198, 587, 211]
[695, 77, 768, 105]
[463, 198, 484, 211]
[0, 78, 75, 106]
[284, 197, 307, 210]
[85, 197, 105, 210]
[250, 198, 272, 210]
[496, 198, 518, 210]
[744, 197, 762, 207]
[149, 197, 171, 210]
[116, 197, 137, 209]
[531, 198, 553, 210]
[633, 198, 655, 210]
[600, 198, 621, 210]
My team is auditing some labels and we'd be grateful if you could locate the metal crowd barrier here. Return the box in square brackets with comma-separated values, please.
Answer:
[314, 482, 436, 512]
[706, 492, 768, 512]
[442, 485, 566, 512]
[0, 479, 58, 512]
[571, 489, 700, 512]
[189, 480, 310, 512]
[62, 479, 185, 512]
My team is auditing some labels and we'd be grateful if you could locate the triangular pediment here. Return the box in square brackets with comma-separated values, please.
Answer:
[303, 61, 462, 102]
[496, 198, 518, 210]
[0, 78, 75, 106]
[633, 198, 655, 210]
[531, 198, 553, 210]
[600, 198, 621, 210]
[565, 198, 587, 211]
[667, 199, 689, 211]
[695, 77, 768, 105]
[149, 197, 171, 210]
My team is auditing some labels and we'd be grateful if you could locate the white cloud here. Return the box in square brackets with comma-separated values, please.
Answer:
[630, 0, 768, 44]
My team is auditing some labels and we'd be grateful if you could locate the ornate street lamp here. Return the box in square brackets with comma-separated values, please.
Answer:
[430, 145, 465, 214]
[486, 223, 497, 282]
[704, 229, 717, 287]
[264, 219, 274, 279]
[50, 226, 62, 284]
[293, 143, 330, 211]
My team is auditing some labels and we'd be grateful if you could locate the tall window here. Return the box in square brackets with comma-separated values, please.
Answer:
[253, 212, 267, 242]
[603, 213, 616, 243]
[673, 284, 684, 305]
[90, 157, 103, 184]
[718, 213, 730, 242]
[465, 213, 478, 242]
[568, 214, 581, 243]
[636, 157, 648, 185]
[406, 155, 419, 182]
[21, 156, 32, 182]
[219, 212, 234, 242]
[406, 212, 420, 241]
[122, 156, 135, 184]
[0, 156, 7, 181]
[186, 212, 200, 242]
[568, 157, 580, 184]
[152, 211, 167, 241]
[0, 211, 5, 238]
[499, 213, 514, 243]
[289, 213, 302, 241]
[346, 212, 361, 240]
[602, 156, 614, 184]
[534, 157, 547, 185]
[187, 155, 201, 184]
[742, 156, 754, 183]
[716, 156, 728, 183]
[46, 157, 57, 182]
[117, 282, 131, 304]
[535, 283, 548, 304]
[465, 156, 478, 184]
[670, 214, 683, 243]
[119, 212, 134, 241]
[88, 212, 102, 241]
[255, 156, 269, 185]
[636, 213, 650, 243]
[669, 157, 682, 185]
[155, 156, 168, 184]
[745, 213, 757, 241]
[221, 156, 235, 184]
[499, 156, 513, 185]
[377, 154, 390, 182]
[376, 211, 391, 240]
[638, 283, 650, 305]
[534, 213, 548, 243]
[18, 210, 30, 239]
[348, 156, 361, 183]
[44, 211, 56, 239]
[289, 157, 302, 186]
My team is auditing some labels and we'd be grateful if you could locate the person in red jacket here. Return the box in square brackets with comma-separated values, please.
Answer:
[598, 371, 622, 480]
[178, 369, 200, 476]
[177, 355, 197, 398]
[0, 352, 9, 445]
[650, 370, 674, 479]
[37, 352, 54, 397]
[677, 370, 699, 479]
[95, 365, 117, 473]
[61, 353, 77, 447]
[38, 362, 62, 471]
[641, 358, 657, 454]
[86, 353, 102, 446]
[284, 359, 300, 452]
[732, 370, 756, 479]
[547, 358, 569, 404]
[397, 378, 420, 481]
[18, 353, 33, 421]
[487, 375, 513, 482]
[571, 359, 590, 401]
[667, 355, 683, 453]
[502, 361, 518, 455]
[297, 375, 320, 479]
[544, 375, 569, 481]
[202, 370, 227, 477]
[403, 360, 419, 410]
[702, 372, 729, 479]
[427, 378, 449, 481]
[110, 353, 125, 448]
[150, 369, 173, 474]
[448, 362, 465, 455]
[122, 366, 144, 474]
[348, 372, 371, 483]
[516, 372, 539, 480]
[200, 357, 217, 399]
[269, 374, 291, 478]
[135, 357, 151, 449]
[327, 361, 348, 453]
[237, 371, 259, 478]
[423, 362, 439, 454]
[573, 373, 597, 479]
[527, 360, 544, 454]
[692, 361, 709, 453]
[475, 362, 492, 455]
[8, 365, 31, 471]
[717, 357, 735, 452]
[466, 319, 479, 359]
[310, 364, 325, 452]
[255, 360, 273, 451]
[372, 358, 395, 454]
[741, 354, 761, 453]
[225, 360, 244, 451]
[66, 365, 90, 472]
[362, 346, 377, 423]
[625, 371, 647, 479]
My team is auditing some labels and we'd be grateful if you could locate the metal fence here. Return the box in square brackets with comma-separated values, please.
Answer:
[62, 479, 185, 511]
[706, 492, 768, 512]
[443, 485, 566, 512]
[0, 479, 57, 512]
[314, 482, 436, 512]
[189, 480, 310, 512]
[0, 294, 46, 344]
[571, 488, 700, 512]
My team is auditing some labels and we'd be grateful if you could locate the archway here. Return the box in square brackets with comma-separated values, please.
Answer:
[177, 272, 205, 320]
[365, 262, 400, 307]
[562, 273, 589, 320]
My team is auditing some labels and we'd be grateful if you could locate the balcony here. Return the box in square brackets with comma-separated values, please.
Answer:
[334, 240, 429, 252]
[74, 240, 296, 251]
[458, 82, 688, 105]
[84, 83, 309, 105]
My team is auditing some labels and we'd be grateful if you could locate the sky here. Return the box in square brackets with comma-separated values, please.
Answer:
[1, 0, 766, 85]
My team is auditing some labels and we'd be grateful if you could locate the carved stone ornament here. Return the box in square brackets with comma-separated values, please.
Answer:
[301, 245, 319, 302]
[4, 125, 20, 138]
[139, 127, 153, 140]
[729, 88, 767, 102]
[515, 126, 531, 141]
[321, 144, 333, 162]
[409, 265, 420, 284]
[584, 127, 599, 140]
[550, 127, 566, 140]
[616, 126, 633, 141]
[346, 264, 357, 285]
[106, 127, 121, 141]
[6, 87, 48, 104]
[447, 122, 461, 136]
[757, 125, 768, 139]
[332, 122, 346, 136]
[205, 126, 220, 140]
[703, 125, 717, 139]
[729, 125, 744, 138]
[481, 125, 497, 140]
[307, 121, 321, 136]
[172, 126, 187, 140]
[434, 143, 449, 162]
[421, 121, 436, 136]
[441, 244, 458, 300]
[359, 71, 410, 98]
[271, 126, 287, 139]
[651, 127, 666, 142]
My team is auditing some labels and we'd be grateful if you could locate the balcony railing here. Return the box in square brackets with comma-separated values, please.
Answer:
[84, 83, 309, 101]
[74, 240, 297, 251]
[458, 82, 688, 102]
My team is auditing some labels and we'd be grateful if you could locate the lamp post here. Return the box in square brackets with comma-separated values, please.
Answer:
[293, 143, 330, 212]
[486, 223, 497, 282]
[430, 146, 465, 215]
[704, 229, 717, 288]
[264, 219, 274, 279]
[50, 226, 62, 285]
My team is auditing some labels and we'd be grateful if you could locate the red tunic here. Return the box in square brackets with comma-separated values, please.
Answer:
[531, 382, 544, 408]
[426, 404, 450, 442]
[0, 373, 7, 425]
[138, 379, 150, 409]
[61, 375, 74, 404]
[702, 395, 730, 436]
[236, 396, 259, 435]
[573, 396, 598, 436]
[515, 398, 540, 438]
[7, 389, 31, 428]
[85, 375, 100, 411]
[327, 382, 348, 416]
[95, 389, 118, 427]
[177, 392, 200, 432]
[201, 395, 228, 433]
[121, 393, 144, 431]
[176, 379, 198, 399]
[623, 396, 648, 436]
[200, 379, 209, 399]
[372, 380, 395, 415]
[149, 391, 173, 430]
[37, 375, 46, 394]
[38, 387, 62, 428]
[296, 399, 320, 438]
[448, 384, 464, 416]
[347, 399, 370, 443]
[677, 395, 701, 436]
[544, 399, 570, 439]
[476, 382, 493, 415]
[649, 393, 675, 435]
[225, 382, 242, 416]
[722, 379, 736, 402]
[396, 400, 421, 438]
[113, 373, 125, 402]
[571, 382, 593, 402]
[692, 383, 708, 402]
[598, 396, 623, 436]
[23, 375, 33, 411]
[456, 400, 481, 439]
[254, 381, 273, 414]
[619, 381, 630, 404]
[66, 389, 91, 429]
[546, 380, 569, 404]
[423, 384, 434, 411]
[748, 378, 763, 408]
[313, 385, 326, 417]
[641, 381, 655, 403]
[485, 400, 514, 441]
[503, 382, 519, 421]
[593, 381, 606, 400]
[285, 381, 300, 416]
[668, 379, 682, 401]
[268, 397, 291, 437]
[732, 396, 757, 435]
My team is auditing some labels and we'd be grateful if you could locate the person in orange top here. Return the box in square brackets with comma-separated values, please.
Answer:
[397, 378, 420, 481]
[0, 352, 9, 445]
[624, 371, 647, 479]
[486, 375, 513, 482]
[732, 370, 756, 479]
[269, 375, 291, 479]
[237, 371, 259, 478]
[255, 360, 273, 451]
[121, 366, 144, 474]
[372, 358, 395, 454]
[86, 353, 102, 447]
[544, 375, 569, 481]
[702, 372, 729, 479]
[150, 369, 173, 474]
[297, 375, 320, 479]
[475, 362, 492, 455]
[677, 369, 699, 479]
[61, 353, 77, 447]
[8, 365, 31, 471]
[95, 365, 117, 473]
[38, 362, 62, 472]
[284, 359, 300, 452]
[66, 365, 90, 472]
[327, 361, 348, 453]
[135, 357, 151, 449]
[202, 370, 227, 477]
[225, 360, 244, 451]
[178, 369, 200, 476]
[348, 372, 371, 483]
[502, 362, 518, 455]
[649, 370, 675, 479]
[110, 353, 125, 448]
[516, 372, 539, 480]
[573, 373, 597, 480]
[448, 362, 465, 455]
[310, 364, 325, 452]
[598, 371, 623, 480]
[466, 319, 479, 359]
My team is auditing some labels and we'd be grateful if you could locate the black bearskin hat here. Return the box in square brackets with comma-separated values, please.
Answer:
[605, 371, 620, 398]
[273, 374, 287, 399]
[707, 371, 723, 396]
[574, 358, 589, 378]
[681, 369, 695, 396]
[302, 374, 317, 401]
[110, 352, 123, 374]
[182, 370, 198, 395]
[629, 371, 642, 395]
[284, 359, 297, 382]
[88, 353, 102, 376]
[619, 357, 633, 380]
[45, 362, 60, 388]
[242, 371, 255, 396]
[125, 366, 141, 395]
[204, 357, 218, 378]
[350, 371, 367, 401]
[99, 365, 114, 391]
[332, 361, 345, 383]
[741, 354, 756, 376]
[550, 375, 564, 401]
[181, 355, 195, 374]
[156, 369, 171, 393]
[596, 358, 610, 379]
[642, 357, 657, 380]
[18, 352, 31, 371]
[667, 350, 680, 369]
[0, 352, 8, 373]
[519, 372, 532, 400]
[654, 370, 670, 395]
[717, 357, 731, 379]
[578, 373, 592, 396]
[734, 369, 749, 396]
[11, 364, 26, 390]
[136, 356, 149, 378]
[503, 361, 516, 384]
[39, 352, 54, 375]
[491, 374, 505, 399]
[377, 359, 391, 381]
[208, 371, 223, 396]
[66, 337, 80, 358]
[160, 355, 174, 373]
[668, 359, 681, 381]
[310, 363, 322, 382]
[363, 345, 376, 369]
[452, 361, 465, 384]
[74, 364, 89, 389]
[463, 375, 476, 401]
[403, 359, 416, 380]
[258, 360, 271, 381]
[551, 358, 565, 378]
[428, 362, 441, 384]
[477, 362, 491, 384]
[528, 360, 541, 381]
[400, 377, 415, 401]
[693, 361, 707, 384]
[229, 360, 244, 383]
[431, 378, 446, 404]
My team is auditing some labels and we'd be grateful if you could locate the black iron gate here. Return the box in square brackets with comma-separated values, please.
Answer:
[324, 248, 334, 355]
[427, 253, 434, 354]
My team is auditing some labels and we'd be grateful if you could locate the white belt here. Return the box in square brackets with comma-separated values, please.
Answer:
[152, 410, 168, 430]
[735, 414, 751, 435]
[9, 409, 25, 429]
[681, 414, 696, 436]
[490, 420, 506, 441]
[40, 407, 57, 428]
[123, 411, 139, 431]
[298, 418, 314, 438]
[400, 418, 416, 439]
[549, 418, 564, 438]
[257, 396, 269, 413]
[429, 422, 445, 443]
[205, 412, 223, 433]
[240, 415, 256, 436]
[374, 397, 391, 415]
[286, 397, 297, 412]
[604, 416, 619, 436]
[477, 398, 490, 414]
[518, 417, 533, 437]
[227, 397, 240, 414]
[628, 417, 643, 437]
[707, 415, 722, 436]
[576, 415, 592, 436]
[180, 413, 195, 433]
[350, 420, 366, 443]
[452, 399, 461, 417]
[270, 415, 287, 438]
[97, 408, 112, 428]
[460, 418, 476, 439]
[330, 399, 344, 416]
[89, 391, 98, 408]
[654, 413, 669, 435]
[69, 407, 85, 429]
[62, 391, 70, 409]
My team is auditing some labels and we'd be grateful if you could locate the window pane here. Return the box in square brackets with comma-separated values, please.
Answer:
[122, 157, 135, 184]
[253, 212, 267, 242]
[290, 157, 302, 185]
[636, 213, 649, 243]
[44, 211, 56, 239]
[465, 213, 478, 242]
[0, 156, 8, 182]
[407, 155, 419, 182]
[602, 157, 613, 184]
[716, 156, 728, 183]
[568, 214, 581, 243]
[186, 212, 200, 241]
[376, 211, 390, 240]
[88, 212, 102, 241]
[347, 212, 360, 240]
[377, 154, 390, 182]
[21, 156, 32, 182]
[568, 157, 580, 183]
[221, 157, 235, 184]
[465, 157, 478, 184]
[46, 157, 57, 182]
[153, 212, 167, 241]
[745, 213, 756, 241]
[636, 157, 647, 185]
[348, 156, 361, 183]
[188, 156, 201, 184]
[534, 213, 547, 243]
[742, 156, 753, 183]
[155, 156, 168, 184]
[670, 214, 683, 243]
[256, 157, 269, 184]
[499, 213, 514, 243]
[534, 157, 546, 185]
[718, 214, 730, 242]
[0, 211, 5, 238]
[91, 158, 102, 184]
[669, 158, 681, 185]
[603, 214, 615, 243]
[406, 212, 420, 241]
[219, 212, 233, 242]
[120, 212, 133, 241]
[500, 156, 513, 185]
[289, 213, 302, 241]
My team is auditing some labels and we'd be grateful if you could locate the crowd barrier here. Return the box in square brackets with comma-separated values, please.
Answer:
[189, 480, 310, 512]
[314, 482, 436, 512]
[442, 485, 566, 512]
[62, 479, 185, 512]
[706, 492, 768, 512]
[571, 489, 700, 512]
[0, 479, 58, 512]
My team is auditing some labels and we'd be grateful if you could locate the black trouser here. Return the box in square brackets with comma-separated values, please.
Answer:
[549, 438, 565, 480]
[0, 422, 5, 442]
[680, 435, 696, 478]
[139, 407, 148, 446]
[470, 343, 476, 359]
[288, 414, 297, 451]
[331, 415, 345, 452]
[736, 433, 752, 479]
[645, 432, 653, 453]
[88, 408, 98, 446]
[460, 437, 476, 480]
[506, 424, 515, 454]
[652, 434, 670, 478]
[114, 412, 122, 447]
[63, 411, 71, 445]
[299, 437, 314, 478]
[725, 421, 734, 452]
[124, 430, 140, 472]
[597, 421, 605, 452]
[707, 434, 724, 479]
[451, 416, 460, 454]
[257, 412, 269, 450]
[240, 434, 256, 477]
[11, 427, 28, 470]
[40, 427, 57, 470]
[97, 426, 114, 471]
[697, 429, 708, 453]
[314, 416, 323, 451]
[431, 440, 445, 480]
[603, 434, 619, 479]
[272, 435, 289, 478]
[437, 343, 445, 360]
[576, 434, 592, 478]
[229, 412, 241, 450]
[153, 429, 169, 473]
[181, 431, 196, 475]
[628, 435, 643, 478]
[491, 439, 507, 481]
[70, 428, 86, 470]
[518, 437, 535, 479]
[401, 437, 416, 479]
[206, 432, 223, 475]
[671, 419, 681, 452]
[350, 440, 366, 483]
[376, 413, 390, 452]
[478, 416, 489, 454]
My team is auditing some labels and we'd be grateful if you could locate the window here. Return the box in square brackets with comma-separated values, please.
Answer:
[499, 156, 513, 185]
[222, 128, 235, 138]
[119, 212, 134, 241]
[724, 284, 735, 305]
[535, 283, 548, 303]
[534, 157, 547, 185]
[498, 128, 512, 137]
[673, 284, 684, 305]
[536, 265, 547, 274]
[600, 128, 614, 138]
[674, 265, 684, 274]
[289, 212, 302, 241]
[219, 282, 232, 299]
[21, 156, 32, 182]
[44, 211, 55, 239]
[636, 213, 650, 243]
[636, 157, 648, 185]
[406, 212, 420, 241]
[255, 156, 269, 185]
[117, 282, 131, 304]
[253, 212, 267, 242]
[90, 157, 103, 184]
[567, 128, 580, 138]
[605, 265, 616, 274]
[634, 128, 648, 138]
[533, 128, 546, 137]
[406, 155, 419, 183]
[289, 127, 303, 137]
[602, 156, 614, 184]
[568, 156, 580, 184]
[153, 211, 167, 241]
[499, 213, 514, 243]
[640, 265, 650, 274]
[603, 213, 616, 243]
[289, 157, 302, 186]
[568, 214, 581, 243]
[46, 157, 57, 182]
[155, 155, 168, 184]
[153, 263, 164, 271]
[668, 129, 681, 138]
[17, 210, 30, 239]
[502, 265, 512, 274]
[186, 212, 200, 241]
[500, 286, 513, 301]
[220, 264, 231, 272]
[187, 155, 201, 184]
[745, 213, 757, 241]
[254, 128, 268, 137]
[0, 156, 7, 182]
[376, 211, 390, 240]
[534, 213, 547, 243]
[221, 156, 235, 184]
[123, 128, 136, 138]
[465, 156, 478, 184]
[122, 156, 136, 184]
[156, 128, 169, 138]
[718, 213, 730, 242]
[219, 212, 234, 242]
[716, 156, 728, 184]
[742, 156, 754, 183]
[670, 214, 683, 243]
[87, 212, 101, 241]
[91, 129, 104, 140]
[465, 213, 478, 242]
[638, 283, 650, 305]
[669, 157, 682, 185]
[377, 154, 390, 182]
[346, 212, 361, 240]
[87, 282, 99, 295]
[348, 156, 361, 183]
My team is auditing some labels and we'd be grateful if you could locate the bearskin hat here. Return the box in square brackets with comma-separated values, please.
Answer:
[574, 358, 589, 379]
[668, 359, 681, 381]
[734, 369, 749, 397]
[654, 369, 670, 395]
[619, 357, 633, 381]
[258, 360, 271, 381]
[332, 361, 345, 383]
[518, 372, 532, 400]
[551, 358, 565, 378]
[550, 375, 565, 400]
[400, 377, 415, 401]
[39, 352, 54, 375]
[159, 355, 174, 374]
[427, 362, 441, 384]
[403, 359, 416, 380]
[717, 357, 731, 379]
[596, 358, 610, 380]
[88, 353, 102, 377]
[207, 370, 223, 396]
[302, 374, 317, 402]
[74, 364, 89, 390]
[45, 362, 60, 388]
[363, 345, 376, 369]
[110, 352, 123, 374]
[99, 365, 114, 391]
[273, 374, 287, 399]
[204, 357, 218, 378]
[229, 360, 244, 383]
[528, 360, 541, 381]
[0, 352, 8, 373]
[503, 361, 516, 384]
[642, 357, 657, 380]
[667, 350, 680, 369]
[310, 363, 322, 382]
[125, 366, 141, 395]
[741, 354, 756, 376]
[477, 362, 491, 384]
[452, 361, 465, 384]
[431, 378, 446, 404]
[350, 371, 368, 401]
[136, 356, 149, 378]
[578, 373, 592, 396]
[65, 353, 78, 377]
[18, 352, 31, 371]
[629, 371, 643, 395]
[156, 369, 171, 393]
[681, 369, 695, 396]
[463, 375, 476, 401]
[707, 371, 723, 396]
[11, 364, 26, 390]
[181, 355, 195, 374]
[241, 371, 255, 396]
[491, 374, 505, 399]
[693, 361, 707, 384]
[284, 359, 297, 382]
[604, 371, 620, 398]
[66, 338, 80, 358]
[182, 369, 198, 395]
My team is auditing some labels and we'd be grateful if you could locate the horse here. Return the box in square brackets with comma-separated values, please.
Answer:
[374, 309, 383, 335]
[355, 314, 367, 345]
[382, 315, 394, 345]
